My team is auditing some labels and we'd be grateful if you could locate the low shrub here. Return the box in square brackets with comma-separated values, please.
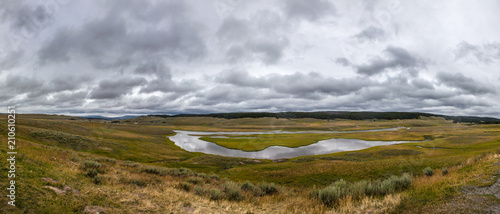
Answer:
[130, 178, 148, 187]
[209, 188, 222, 200]
[141, 166, 169, 175]
[241, 181, 256, 192]
[381, 178, 396, 194]
[442, 167, 448, 176]
[209, 174, 220, 181]
[259, 182, 279, 196]
[93, 176, 102, 185]
[222, 182, 244, 201]
[197, 173, 207, 178]
[331, 179, 348, 189]
[120, 177, 148, 187]
[83, 160, 101, 169]
[350, 180, 368, 199]
[423, 167, 434, 176]
[122, 161, 140, 168]
[309, 185, 320, 199]
[194, 186, 205, 196]
[365, 180, 382, 196]
[82, 160, 105, 173]
[87, 169, 98, 178]
[253, 188, 264, 197]
[171, 168, 195, 177]
[179, 182, 192, 192]
[319, 186, 342, 206]
[188, 177, 203, 185]
[316, 173, 413, 206]
[96, 157, 116, 164]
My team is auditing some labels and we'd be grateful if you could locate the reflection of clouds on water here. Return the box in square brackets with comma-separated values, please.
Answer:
[169, 128, 421, 159]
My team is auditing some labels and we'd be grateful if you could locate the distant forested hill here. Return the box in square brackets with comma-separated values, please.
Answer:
[148, 111, 500, 124]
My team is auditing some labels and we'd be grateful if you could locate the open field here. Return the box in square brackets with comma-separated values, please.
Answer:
[1, 114, 499, 213]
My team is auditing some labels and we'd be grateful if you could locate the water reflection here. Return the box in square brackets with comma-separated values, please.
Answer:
[169, 128, 418, 159]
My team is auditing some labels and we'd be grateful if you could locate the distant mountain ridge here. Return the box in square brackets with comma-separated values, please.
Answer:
[148, 111, 500, 124]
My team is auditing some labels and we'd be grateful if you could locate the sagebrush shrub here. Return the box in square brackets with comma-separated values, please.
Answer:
[93, 176, 102, 185]
[194, 186, 205, 196]
[87, 169, 98, 178]
[319, 186, 341, 206]
[209, 188, 222, 200]
[179, 182, 192, 192]
[259, 182, 279, 195]
[423, 167, 433, 176]
[442, 167, 448, 176]
[188, 177, 203, 184]
[209, 174, 220, 181]
[241, 181, 255, 191]
[222, 182, 243, 201]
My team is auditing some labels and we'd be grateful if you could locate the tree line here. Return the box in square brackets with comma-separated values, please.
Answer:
[148, 111, 500, 124]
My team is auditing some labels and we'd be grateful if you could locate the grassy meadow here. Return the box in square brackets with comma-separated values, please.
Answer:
[0, 114, 499, 213]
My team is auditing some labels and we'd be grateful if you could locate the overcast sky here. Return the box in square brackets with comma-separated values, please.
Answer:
[1, 0, 500, 117]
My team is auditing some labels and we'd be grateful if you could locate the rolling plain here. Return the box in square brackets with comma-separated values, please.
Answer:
[0, 114, 499, 213]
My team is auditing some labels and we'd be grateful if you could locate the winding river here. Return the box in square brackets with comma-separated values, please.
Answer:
[168, 127, 418, 159]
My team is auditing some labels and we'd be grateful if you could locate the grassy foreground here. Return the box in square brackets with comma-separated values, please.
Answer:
[0, 114, 499, 213]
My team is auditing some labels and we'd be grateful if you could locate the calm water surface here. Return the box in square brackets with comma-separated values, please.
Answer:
[169, 128, 418, 159]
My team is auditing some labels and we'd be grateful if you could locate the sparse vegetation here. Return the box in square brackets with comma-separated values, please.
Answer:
[83, 160, 101, 169]
[93, 175, 102, 185]
[86, 169, 98, 178]
[209, 188, 222, 200]
[209, 174, 220, 181]
[179, 182, 192, 192]
[188, 177, 203, 185]
[319, 185, 343, 206]
[423, 167, 434, 176]
[442, 167, 448, 176]
[194, 186, 205, 196]
[315, 173, 413, 206]
[222, 181, 244, 201]
[241, 181, 256, 192]
[259, 182, 279, 195]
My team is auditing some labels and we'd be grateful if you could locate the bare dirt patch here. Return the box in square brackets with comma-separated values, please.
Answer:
[44, 185, 80, 195]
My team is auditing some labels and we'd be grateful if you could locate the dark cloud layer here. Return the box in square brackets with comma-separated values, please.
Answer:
[38, 1, 206, 68]
[355, 46, 425, 76]
[437, 72, 495, 95]
[90, 77, 146, 99]
[354, 26, 386, 42]
[283, 0, 336, 21]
